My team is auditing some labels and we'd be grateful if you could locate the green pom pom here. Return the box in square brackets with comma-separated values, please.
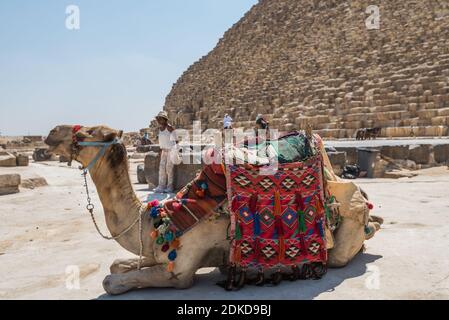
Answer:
[156, 236, 165, 245]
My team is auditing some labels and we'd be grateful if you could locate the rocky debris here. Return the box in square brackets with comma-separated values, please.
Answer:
[383, 170, 418, 179]
[16, 154, 30, 167]
[0, 151, 17, 167]
[32, 148, 53, 162]
[327, 151, 347, 176]
[163, 0, 449, 138]
[0, 174, 21, 195]
[20, 175, 48, 190]
[137, 164, 147, 184]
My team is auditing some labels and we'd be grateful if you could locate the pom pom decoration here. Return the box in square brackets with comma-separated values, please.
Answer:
[164, 231, 174, 242]
[156, 236, 165, 245]
[172, 202, 182, 212]
[367, 202, 374, 210]
[150, 207, 159, 218]
[195, 189, 205, 198]
[162, 243, 170, 252]
[171, 238, 181, 249]
[150, 230, 159, 240]
[167, 261, 175, 273]
[168, 250, 177, 261]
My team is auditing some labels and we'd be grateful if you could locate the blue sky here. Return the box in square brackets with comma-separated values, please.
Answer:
[0, 0, 258, 135]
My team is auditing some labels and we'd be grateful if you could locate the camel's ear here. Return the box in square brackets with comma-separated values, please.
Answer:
[101, 128, 120, 142]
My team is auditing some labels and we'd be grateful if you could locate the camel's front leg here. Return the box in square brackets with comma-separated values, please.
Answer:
[110, 256, 158, 274]
[103, 264, 195, 295]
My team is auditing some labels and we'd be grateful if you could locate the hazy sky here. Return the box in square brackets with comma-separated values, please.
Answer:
[0, 0, 258, 136]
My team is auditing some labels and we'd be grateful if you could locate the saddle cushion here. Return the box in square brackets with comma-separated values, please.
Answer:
[227, 153, 328, 269]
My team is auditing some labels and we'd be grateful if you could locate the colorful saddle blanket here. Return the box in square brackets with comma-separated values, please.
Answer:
[227, 153, 327, 270]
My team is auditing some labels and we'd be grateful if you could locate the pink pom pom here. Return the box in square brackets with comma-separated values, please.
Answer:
[150, 200, 159, 207]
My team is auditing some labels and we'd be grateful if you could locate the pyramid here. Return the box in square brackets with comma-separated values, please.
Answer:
[164, 0, 449, 138]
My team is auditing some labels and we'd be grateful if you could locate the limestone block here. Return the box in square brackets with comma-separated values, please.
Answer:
[16, 154, 29, 166]
[0, 174, 21, 195]
[433, 144, 449, 163]
[21, 176, 48, 189]
[380, 145, 410, 160]
[0, 152, 17, 167]
[327, 151, 347, 174]
[137, 164, 147, 184]
[408, 145, 432, 165]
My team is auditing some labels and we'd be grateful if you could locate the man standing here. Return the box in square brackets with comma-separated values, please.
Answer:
[154, 111, 176, 193]
[223, 113, 233, 129]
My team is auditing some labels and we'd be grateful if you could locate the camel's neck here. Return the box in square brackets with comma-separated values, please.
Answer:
[88, 155, 152, 256]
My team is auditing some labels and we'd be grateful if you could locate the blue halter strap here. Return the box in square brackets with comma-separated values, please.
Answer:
[78, 138, 121, 171]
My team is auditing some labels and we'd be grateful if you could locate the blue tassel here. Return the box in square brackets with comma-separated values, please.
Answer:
[317, 219, 325, 239]
[254, 213, 261, 236]
[168, 250, 177, 261]
[164, 231, 174, 242]
[150, 207, 159, 218]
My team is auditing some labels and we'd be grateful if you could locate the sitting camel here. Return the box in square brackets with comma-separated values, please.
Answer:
[45, 125, 382, 295]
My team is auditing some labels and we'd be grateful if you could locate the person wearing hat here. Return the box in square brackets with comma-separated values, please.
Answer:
[154, 111, 176, 193]
[223, 113, 233, 130]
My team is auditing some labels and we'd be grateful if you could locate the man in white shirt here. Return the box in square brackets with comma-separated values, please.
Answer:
[154, 111, 176, 193]
[223, 114, 233, 129]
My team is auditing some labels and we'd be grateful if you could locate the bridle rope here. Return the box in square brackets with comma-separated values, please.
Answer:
[72, 127, 145, 269]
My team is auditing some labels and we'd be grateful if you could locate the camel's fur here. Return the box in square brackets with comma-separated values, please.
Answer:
[45, 125, 381, 295]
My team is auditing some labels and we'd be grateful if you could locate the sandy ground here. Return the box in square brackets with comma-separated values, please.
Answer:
[1, 161, 449, 300]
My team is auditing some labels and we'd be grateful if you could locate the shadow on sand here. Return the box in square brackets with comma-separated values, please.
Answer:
[96, 252, 382, 300]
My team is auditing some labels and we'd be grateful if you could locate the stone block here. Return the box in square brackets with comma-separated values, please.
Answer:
[0, 152, 17, 167]
[327, 151, 347, 168]
[144, 152, 160, 189]
[144, 151, 203, 191]
[380, 145, 410, 160]
[408, 145, 431, 165]
[335, 147, 357, 164]
[21, 176, 48, 189]
[0, 174, 21, 195]
[16, 154, 29, 166]
[433, 144, 449, 163]
[137, 164, 147, 184]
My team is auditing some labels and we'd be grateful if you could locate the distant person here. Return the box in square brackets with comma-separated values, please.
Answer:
[223, 114, 233, 129]
[246, 114, 270, 145]
[154, 111, 176, 194]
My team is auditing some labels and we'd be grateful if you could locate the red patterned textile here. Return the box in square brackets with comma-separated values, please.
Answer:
[227, 154, 327, 269]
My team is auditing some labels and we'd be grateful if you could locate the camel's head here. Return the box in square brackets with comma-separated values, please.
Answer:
[45, 125, 124, 168]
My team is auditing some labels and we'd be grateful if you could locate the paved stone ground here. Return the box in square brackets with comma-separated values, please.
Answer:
[0, 161, 448, 300]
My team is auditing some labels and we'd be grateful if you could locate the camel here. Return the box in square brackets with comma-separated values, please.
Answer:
[45, 125, 382, 295]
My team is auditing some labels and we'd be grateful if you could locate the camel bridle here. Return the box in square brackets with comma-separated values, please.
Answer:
[71, 125, 145, 270]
